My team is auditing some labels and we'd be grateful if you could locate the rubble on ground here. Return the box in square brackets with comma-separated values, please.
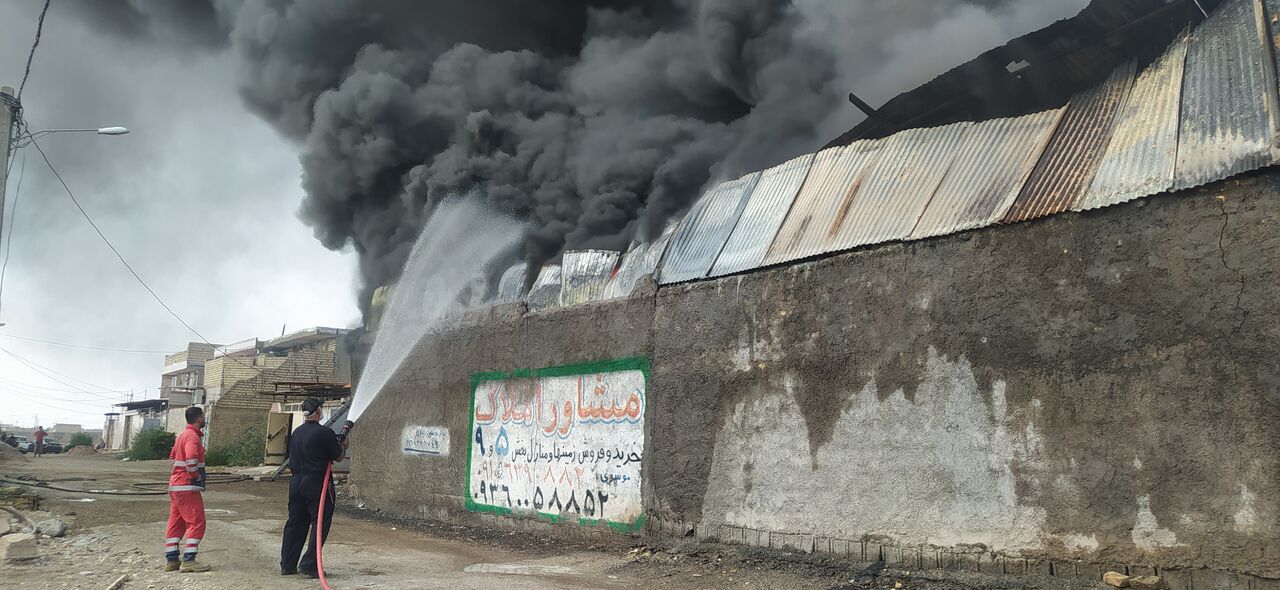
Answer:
[0, 443, 28, 463]
[36, 517, 67, 537]
[1, 532, 37, 561]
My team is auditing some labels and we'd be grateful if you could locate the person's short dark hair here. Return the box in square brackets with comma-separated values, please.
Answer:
[185, 406, 204, 424]
[301, 397, 323, 416]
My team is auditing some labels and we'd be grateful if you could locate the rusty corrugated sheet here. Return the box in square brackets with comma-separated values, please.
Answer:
[1174, 0, 1280, 190]
[1004, 62, 1137, 222]
[658, 171, 761, 284]
[708, 153, 815, 277]
[829, 122, 971, 251]
[910, 110, 1062, 240]
[763, 140, 886, 265]
[496, 263, 527, 303]
[1077, 30, 1189, 211]
[525, 265, 562, 311]
[559, 250, 620, 306]
[602, 223, 677, 299]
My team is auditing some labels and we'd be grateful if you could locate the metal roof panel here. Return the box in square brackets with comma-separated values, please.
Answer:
[1077, 30, 1189, 211]
[658, 172, 761, 284]
[1004, 62, 1137, 222]
[1174, 0, 1280, 190]
[764, 140, 886, 265]
[496, 263, 527, 303]
[559, 250, 620, 306]
[603, 223, 677, 299]
[526, 265, 562, 311]
[911, 110, 1062, 240]
[708, 152, 815, 277]
[830, 122, 971, 251]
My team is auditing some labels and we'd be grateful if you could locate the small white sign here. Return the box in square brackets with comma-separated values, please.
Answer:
[402, 425, 450, 456]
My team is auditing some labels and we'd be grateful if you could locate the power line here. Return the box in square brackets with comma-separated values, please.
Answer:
[29, 138, 212, 344]
[0, 374, 123, 395]
[0, 150, 28, 319]
[0, 345, 130, 398]
[28, 138, 264, 375]
[17, 0, 52, 100]
[0, 333, 170, 354]
[3, 387, 112, 417]
[0, 378, 123, 405]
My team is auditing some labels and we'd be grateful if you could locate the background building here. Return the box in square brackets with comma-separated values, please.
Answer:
[203, 327, 351, 454]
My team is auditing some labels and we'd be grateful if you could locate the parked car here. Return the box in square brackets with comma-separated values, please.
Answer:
[42, 441, 63, 454]
[9, 435, 30, 453]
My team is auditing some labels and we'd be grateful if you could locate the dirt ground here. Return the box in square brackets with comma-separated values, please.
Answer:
[0, 454, 985, 589]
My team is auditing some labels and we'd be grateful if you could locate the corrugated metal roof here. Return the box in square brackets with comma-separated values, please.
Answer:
[525, 265, 562, 311]
[829, 122, 971, 251]
[559, 250, 620, 306]
[763, 141, 886, 265]
[1077, 30, 1189, 211]
[1004, 62, 1137, 222]
[602, 223, 677, 299]
[910, 110, 1063, 240]
[1174, 0, 1280, 190]
[829, 0, 1215, 146]
[708, 153, 815, 277]
[658, 171, 761, 284]
[496, 263, 527, 303]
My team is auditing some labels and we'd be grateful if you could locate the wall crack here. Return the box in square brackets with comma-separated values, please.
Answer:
[1215, 196, 1248, 339]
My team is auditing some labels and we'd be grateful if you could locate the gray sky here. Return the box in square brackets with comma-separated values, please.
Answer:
[0, 3, 358, 429]
[0, 0, 1089, 430]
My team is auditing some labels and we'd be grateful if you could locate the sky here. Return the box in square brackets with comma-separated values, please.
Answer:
[0, 0, 1092, 431]
[0, 3, 359, 429]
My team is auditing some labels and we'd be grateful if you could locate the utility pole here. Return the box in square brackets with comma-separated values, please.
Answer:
[0, 85, 16, 256]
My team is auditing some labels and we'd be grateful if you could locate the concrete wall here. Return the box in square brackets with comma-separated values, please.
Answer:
[351, 171, 1280, 580]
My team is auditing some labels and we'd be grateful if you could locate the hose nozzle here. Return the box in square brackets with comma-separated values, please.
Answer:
[337, 420, 355, 443]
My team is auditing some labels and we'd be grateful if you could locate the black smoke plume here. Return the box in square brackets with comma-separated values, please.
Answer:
[63, 0, 1084, 311]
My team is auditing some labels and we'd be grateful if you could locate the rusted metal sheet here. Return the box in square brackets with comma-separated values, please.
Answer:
[559, 250, 620, 306]
[525, 264, 562, 311]
[1077, 30, 1189, 211]
[658, 171, 761, 284]
[910, 110, 1062, 240]
[1175, 0, 1280, 189]
[709, 153, 815, 277]
[1004, 62, 1137, 222]
[829, 122, 971, 251]
[496, 263, 527, 302]
[603, 223, 677, 299]
[763, 140, 885, 265]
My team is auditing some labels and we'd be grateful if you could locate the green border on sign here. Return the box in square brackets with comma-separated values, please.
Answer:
[464, 357, 649, 533]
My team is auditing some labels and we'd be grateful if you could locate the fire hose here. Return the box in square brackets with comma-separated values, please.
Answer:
[316, 461, 336, 590]
[0, 473, 246, 495]
[314, 419, 354, 590]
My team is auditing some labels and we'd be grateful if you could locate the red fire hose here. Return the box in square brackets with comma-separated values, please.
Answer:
[316, 419, 353, 589]
[315, 461, 335, 590]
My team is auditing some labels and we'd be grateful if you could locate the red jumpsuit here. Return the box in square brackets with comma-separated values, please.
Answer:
[165, 424, 206, 562]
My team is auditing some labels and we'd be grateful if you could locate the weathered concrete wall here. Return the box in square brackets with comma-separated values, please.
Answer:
[351, 171, 1280, 578]
[351, 295, 656, 531]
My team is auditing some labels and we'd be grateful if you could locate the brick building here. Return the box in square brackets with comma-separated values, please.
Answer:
[203, 327, 351, 452]
[160, 342, 218, 432]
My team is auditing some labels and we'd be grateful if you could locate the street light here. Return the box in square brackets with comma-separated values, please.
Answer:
[12, 126, 130, 148]
[0, 84, 129, 329]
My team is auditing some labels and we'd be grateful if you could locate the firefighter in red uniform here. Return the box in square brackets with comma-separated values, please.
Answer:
[164, 406, 211, 573]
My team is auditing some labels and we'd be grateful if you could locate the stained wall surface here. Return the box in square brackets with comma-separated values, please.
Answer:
[352, 171, 1280, 580]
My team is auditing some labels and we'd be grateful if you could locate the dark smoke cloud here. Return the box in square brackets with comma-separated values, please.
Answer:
[66, 0, 1085, 311]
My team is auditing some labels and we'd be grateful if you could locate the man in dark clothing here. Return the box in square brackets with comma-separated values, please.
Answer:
[279, 398, 347, 577]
